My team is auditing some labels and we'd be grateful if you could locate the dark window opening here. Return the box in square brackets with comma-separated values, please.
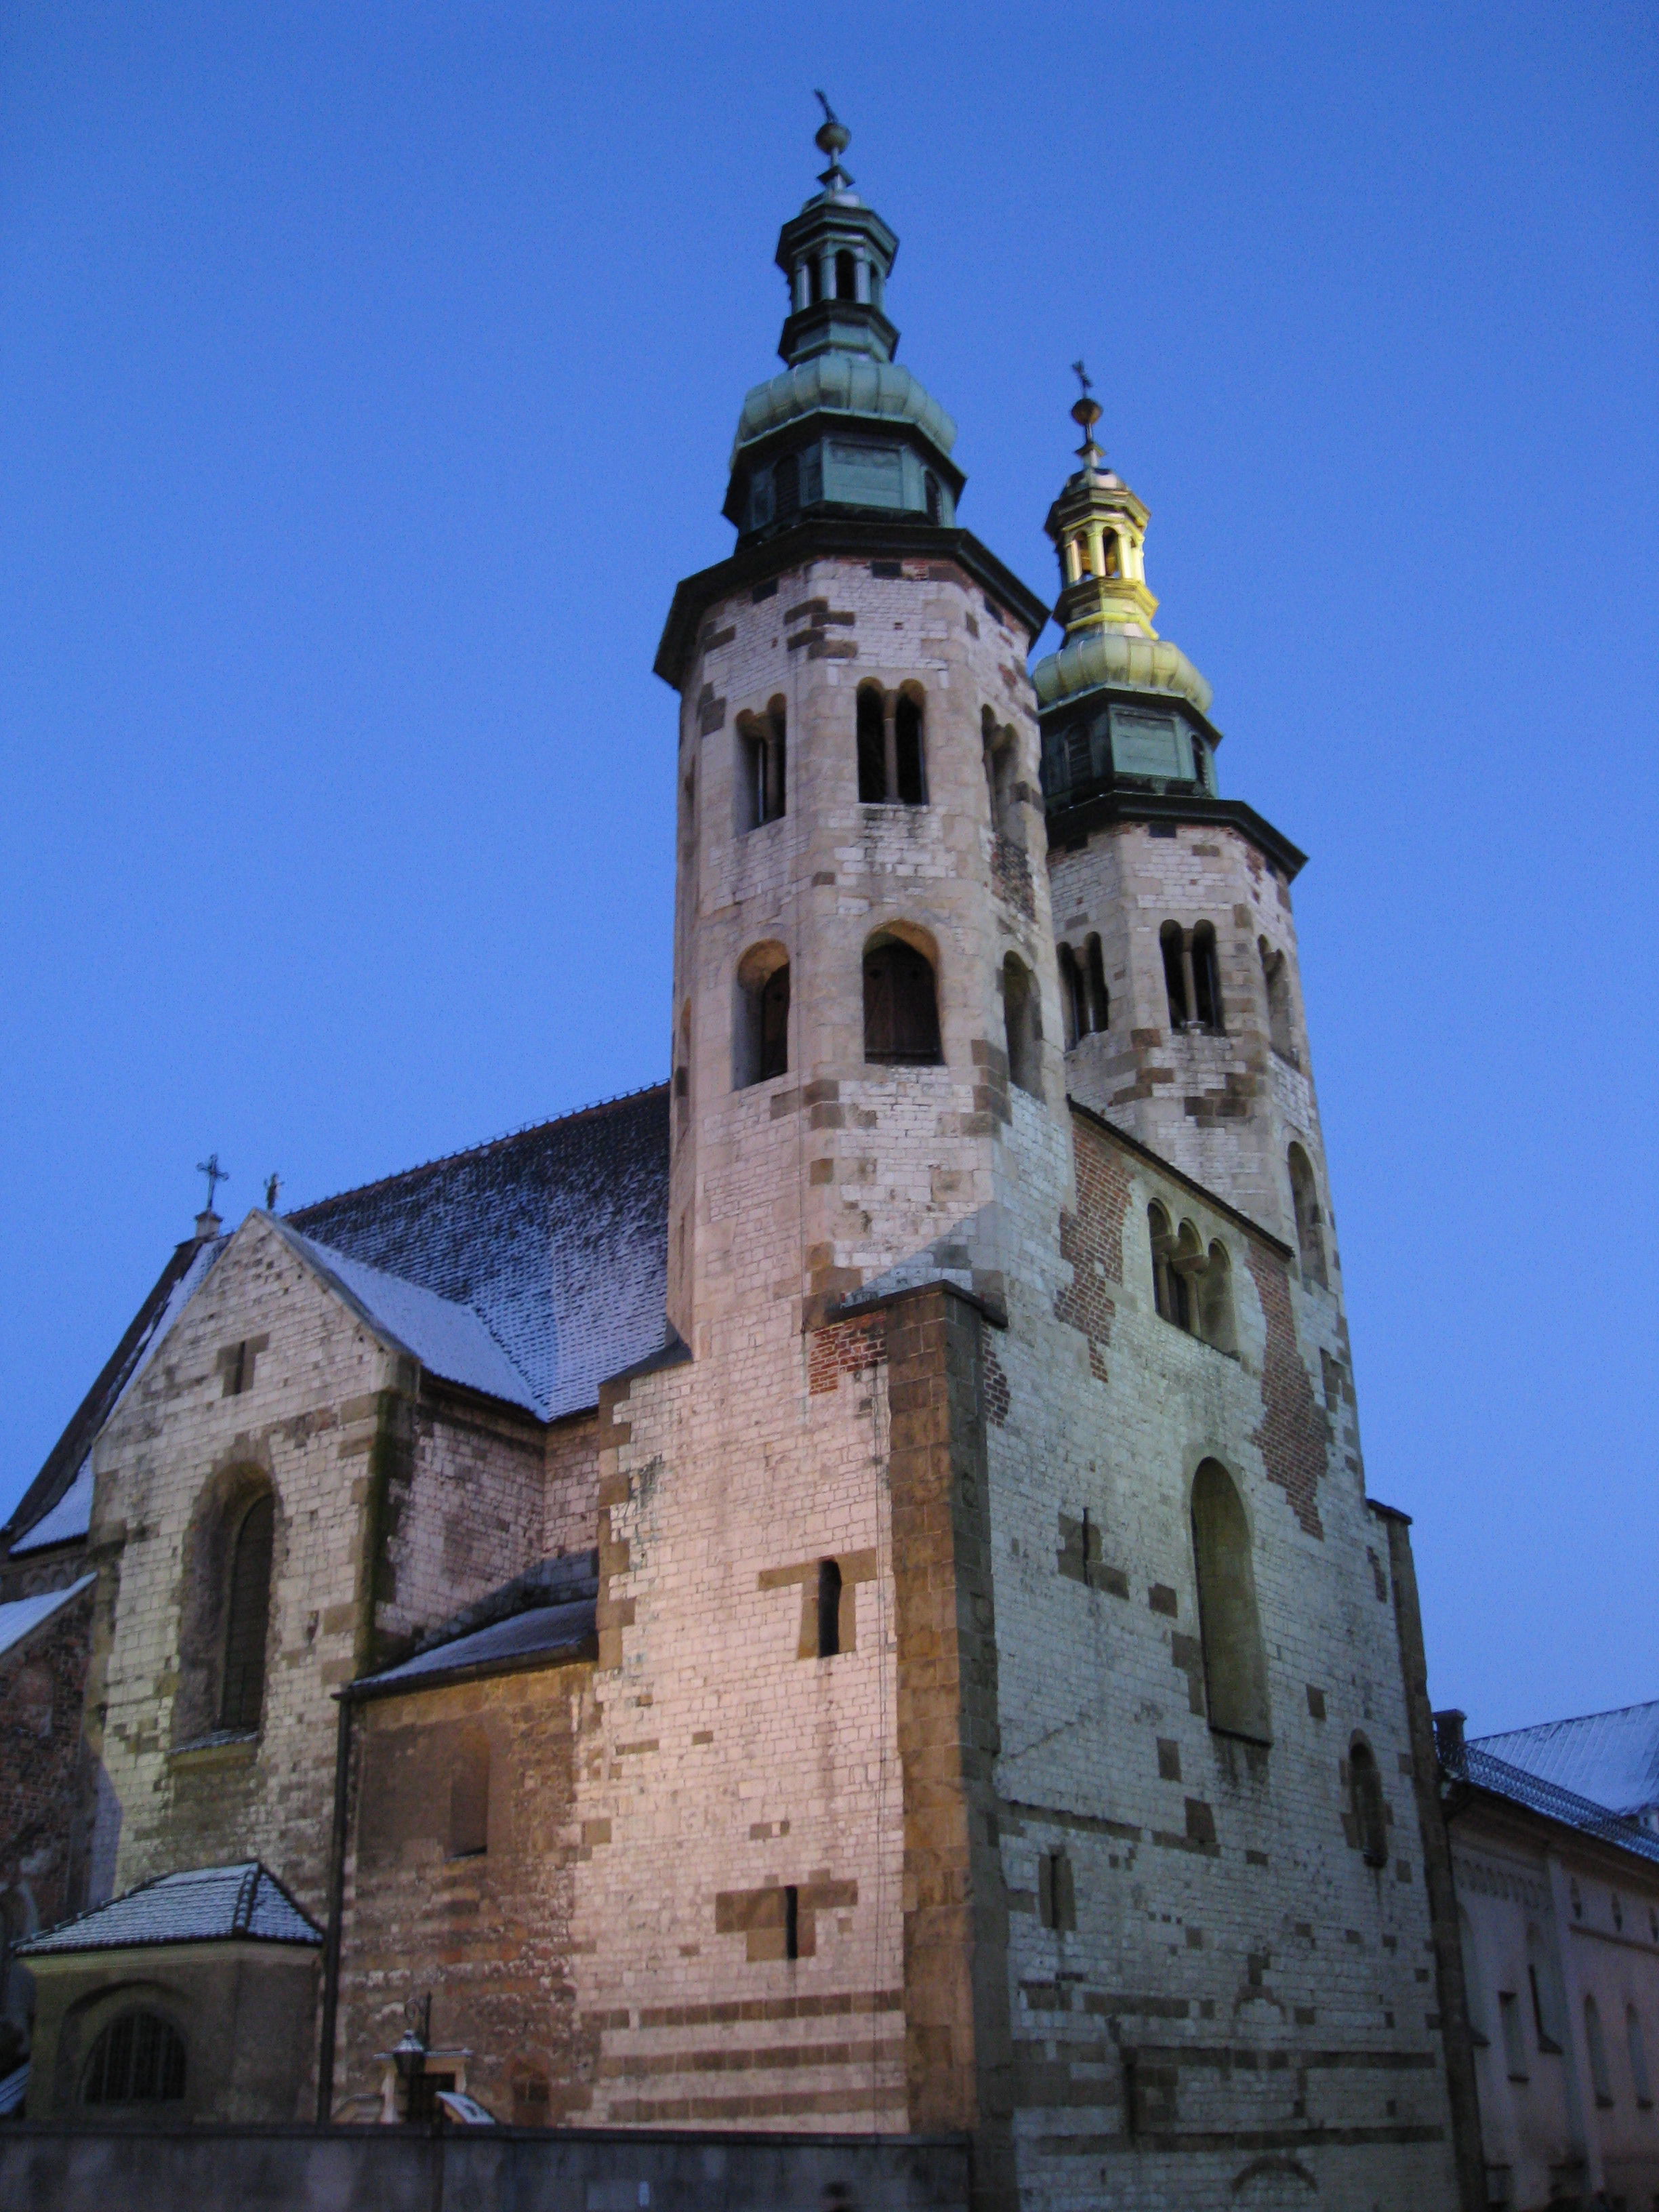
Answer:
[449, 1730, 490, 1859]
[924, 470, 941, 524]
[869, 559, 902, 579]
[1191, 1458, 1271, 1744]
[834, 249, 857, 301]
[82, 2011, 186, 2106]
[1288, 1144, 1328, 1288]
[1191, 923, 1223, 1030]
[1038, 1849, 1076, 1931]
[751, 578, 777, 604]
[774, 451, 800, 518]
[737, 705, 787, 832]
[222, 1339, 255, 1397]
[1191, 737, 1210, 792]
[816, 1559, 842, 1658]
[736, 948, 790, 1088]
[407, 2070, 457, 2125]
[1261, 939, 1295, 1061]
[894, 692, 926, 804]
[219, 1492, 274, 1733]
[857, 686, 887, 802]
[1160, 922, 1189, 1027]
[1085, 936, 1109, 1033]
[863, 936, 942, 1065]
[1003, 955, 1040, 1097]
[783, 1885, 800, 1961]
[805, 258, 821, 306]
[1349, 1740, 1387, 1865]
[1148, 1204, 1191, 1331]
[1059, 945, 1083, 1048]
[1102, 531, 1121, 579]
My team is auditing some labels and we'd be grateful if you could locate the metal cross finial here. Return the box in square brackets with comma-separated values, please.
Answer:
[1071, 359, 1093, 401]
[196, 1153, 229, 1213]
[1069, 359, 1103, 458]
[265, 1172, 282, 1212]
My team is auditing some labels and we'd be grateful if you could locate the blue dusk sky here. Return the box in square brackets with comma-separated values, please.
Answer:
[1, 4, 1654, 1736]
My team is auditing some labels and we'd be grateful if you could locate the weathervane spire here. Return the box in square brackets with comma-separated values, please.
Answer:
[813, 90, 853, 191]
[1069, 359, 1104, 464]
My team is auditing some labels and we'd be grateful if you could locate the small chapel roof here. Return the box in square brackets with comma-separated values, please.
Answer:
[20, 1862, 322, 1956]
[1473, 1701, 1659, 1828]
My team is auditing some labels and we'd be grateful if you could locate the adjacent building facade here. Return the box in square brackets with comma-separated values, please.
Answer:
[0, 117, 1488, 2209]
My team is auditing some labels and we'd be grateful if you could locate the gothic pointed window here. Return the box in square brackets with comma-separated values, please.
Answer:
[219, 1491, 274, 1733]
[1190, 1459, 1270, 1744]
[1586, 1994, 1614, 2106]
[863, 933, 941, 1065]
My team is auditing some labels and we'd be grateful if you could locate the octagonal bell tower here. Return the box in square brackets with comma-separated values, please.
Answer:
[655, 112, 1059, 1357]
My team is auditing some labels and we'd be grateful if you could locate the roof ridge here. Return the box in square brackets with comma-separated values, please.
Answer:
[284, 1080, 670, 1221]
[1474, 1698, 1659, 1740]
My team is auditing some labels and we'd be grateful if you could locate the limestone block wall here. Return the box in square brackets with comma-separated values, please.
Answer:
[375, 1391, 546, 1647]
[1048, 818, 1328, 1259]
[334, 1659, 594, 2127]
[668, 551, 1067, 1344]
[0, 1585, 95, 2049]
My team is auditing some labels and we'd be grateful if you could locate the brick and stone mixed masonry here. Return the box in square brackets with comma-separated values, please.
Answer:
[0, 112, 1488, 2212]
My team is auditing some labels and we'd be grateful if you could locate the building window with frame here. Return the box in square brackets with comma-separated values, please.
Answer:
[219, 1491, 274, 1733]
[1190, 1459, 1271, 1744]
[735, 943, 790, 1088]
[81, 2011, 186, 2107]
[863, 932, 942, 1065]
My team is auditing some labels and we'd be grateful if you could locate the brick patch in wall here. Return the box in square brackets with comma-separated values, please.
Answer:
[1244, 1244, 1328, 1539]
[1054, 1117, 1131, 1383]
[807, 1313, 886, 1396]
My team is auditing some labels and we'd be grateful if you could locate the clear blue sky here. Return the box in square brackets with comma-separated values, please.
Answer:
[2, 4, 1654, 1735]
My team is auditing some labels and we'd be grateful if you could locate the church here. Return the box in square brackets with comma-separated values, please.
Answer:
[0, 112, 1487, 2209]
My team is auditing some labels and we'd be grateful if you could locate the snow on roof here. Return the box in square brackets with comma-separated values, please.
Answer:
[0, 1574, 96, 1662]
[285, 1086, 670, 1422]
[1455, 1740, 1659, 1866]
[354, 1595, 598, 1695]
[10, 1460, 95, 1553]
[278, 1224, 541, 1415]
[1474, 1701, 1659, 1823]
[20, 1862, 321, 1955]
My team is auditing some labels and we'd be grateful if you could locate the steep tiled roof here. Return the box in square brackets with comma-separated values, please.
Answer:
[5, 1235, 225, 1550]
[0, 1574, 96, 1662]
[276, 1225, 541, 1415]
[1475, 1702, 1659, 1826]
[20, 1862, 321, 1955]
[287, 1086, 670, 1422]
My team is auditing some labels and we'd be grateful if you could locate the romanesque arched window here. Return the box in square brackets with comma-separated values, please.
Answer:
[735, 943, 790, 1088]
[1261, 938, 1295, 1061]
[1190, 1460, 1270, 1743]
[1349, 1738, 1388, 1864]
[736, 700, 786, 831]
[219, 1491, 274, 1733]
[894, 690, 926, 805]
[1086, 936, 1109, 1033]
[863, 933, 941, 1065]
[1196, 1241, 1235, 1354]
[1288, 1144, 1328, 1288]
[1002, 955, 1040, 1097]
[1160, 922, 1189, 1027]
[1148, 1204, 1189, 1330]
[1191, 922, 1223, 1031]
[857, 684, 886, 802]
[1059, 944, 1083, 1048]
[82, 2011, 186, 2106]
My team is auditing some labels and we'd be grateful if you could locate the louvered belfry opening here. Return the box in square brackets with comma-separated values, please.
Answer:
[219, 1492, 274, 1732]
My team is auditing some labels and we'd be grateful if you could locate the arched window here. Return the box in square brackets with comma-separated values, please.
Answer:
[1287, 1145, 1328, 1288]
[1086, 936, 1109, 1034]
[894, 691, 926, 804]
[1101, 531, 1121, 579]
[1003, 955, 1040, 1097]
[815, 1559, 842, 1659]
[735, 944, 790, 1088]
[1058, 945, 1082, 1049]
[1627, 2005, 1652, 2106]
[1038, 1849, 1075, 1931]
[834, 249, 856, 301]
[82, 2011, 186, 2106]
[449, 1729, 490, 1859]
[1197, 1241, 1235, 1353]
[1160, 922, 1189, 1027]
[1349, 1739, 1388, 1864]
[857, 685, 887, 802]
[924, 471, 941, 525]
[1191, 923, 1223, 1031]
[1261, 939, 1295, 1061]
[863, 933, 941, 1065]
[736, 703, 786, 832]
[1190, 1460, 1270, 1743]
[220, 1491, 274, 1733]
[1148, 1204, 1189, 1330]
[1585, 1994, 1614, 2106]
[983, 712, 1019, 842]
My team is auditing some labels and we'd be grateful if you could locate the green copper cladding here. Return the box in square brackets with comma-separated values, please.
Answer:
[723, 113, 961, 544]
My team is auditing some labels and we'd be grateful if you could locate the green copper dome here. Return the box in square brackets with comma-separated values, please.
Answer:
[722, 107, 962, 542]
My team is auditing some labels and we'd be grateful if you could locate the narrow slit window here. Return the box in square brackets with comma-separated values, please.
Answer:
[783, 1885, 800, 1961]
[894, 692, 926, 804]
[1288, 1145, 1328, 1288]
[219, 1492, 274, 1733]
[857, 687, 887, 802]
[1498, 1990, 1527, 2080]
[1058, 945, 1082, 1048]
[1003, 954, 1040, 1097]
[1349, 1740, 1387, 1864]
[1085, 936, 1109, 1033]
[816, 1559, 842, 1658]
[1191, 923, 1223, 1030]
[1037, 1849, 1076, 1931]
[1628, 2006, 1652, 2106]
[1160, 922, 1189, 1027]
[449, 1730, 490, 1859]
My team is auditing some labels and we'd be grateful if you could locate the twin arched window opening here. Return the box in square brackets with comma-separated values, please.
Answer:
[1160, 921, 1223, 1032]
[737, 701, 786, 832]
[1059, 937, 1109, 1047]
[1288, 1143, 1328, 1289]
[857, 686, 926, 806]
[735, 945, 790, 1088]
[1190, 1459, 1270, 1744]
[219, 1490, 274, 1734]
[1148, 1205, 1235, 1353]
